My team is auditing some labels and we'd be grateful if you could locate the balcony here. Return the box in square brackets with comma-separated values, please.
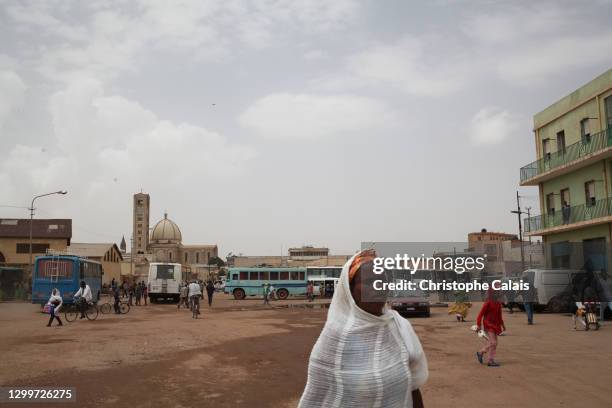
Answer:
[524, 197, 612, 236]
[520, 128, 612, 185]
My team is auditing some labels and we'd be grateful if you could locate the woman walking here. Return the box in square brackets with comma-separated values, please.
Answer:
[299, 250, 428, 408]
[46, 288, 63, 327]
[476, 288, 505, 367]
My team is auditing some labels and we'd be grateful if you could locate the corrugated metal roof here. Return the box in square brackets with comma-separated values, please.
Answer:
[69, 243, 123, 261]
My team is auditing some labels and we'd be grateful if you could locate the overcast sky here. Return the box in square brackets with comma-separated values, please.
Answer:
[1, 0, 612, 256]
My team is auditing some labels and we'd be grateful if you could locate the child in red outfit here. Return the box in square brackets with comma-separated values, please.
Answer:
[476, 288, 506, 367]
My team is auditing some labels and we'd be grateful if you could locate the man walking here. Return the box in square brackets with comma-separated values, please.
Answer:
[113, 284, 121, 314]
[206, 281, 215, 307]
[263, 283, 270, 306]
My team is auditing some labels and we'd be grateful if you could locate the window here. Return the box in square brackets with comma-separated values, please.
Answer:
[299, 271, 305, 280]
[270, 271, 279, 280]
[585, 181, 596, 206]
[280, 271, 289, 280]
[184, 253, 188, 263]
[290, 271, 299, 280]
[16, 243, 49, 254]
[137, 199, 143, 205]
[542, 138, 551, 160]
[196, 253, 199, 263]
[155, 264, 175, 280]
[581, 118, 591, 143]
[168, 252, 173, 261]
[260, 271, 269, 280]
[232, 274, 238, 281]
[605, 95, 612, 130]
[249, 271, 259, 280]
[36, 259, 73, 279]
[556, 130, 566, 154]
[546, 193, 556, 215]
[240, 271, 248, 280]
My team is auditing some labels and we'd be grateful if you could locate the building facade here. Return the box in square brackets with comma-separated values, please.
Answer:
[521, 69, 612, 272]
[0, 219, 72, 268]
[229, 246, 351, 268]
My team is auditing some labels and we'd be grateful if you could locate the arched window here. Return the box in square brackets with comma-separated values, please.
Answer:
[196, 252, 199, 263]
[169, 251, 173, 261]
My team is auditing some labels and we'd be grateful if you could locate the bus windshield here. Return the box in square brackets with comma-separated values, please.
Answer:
[156, 265, 176, 280]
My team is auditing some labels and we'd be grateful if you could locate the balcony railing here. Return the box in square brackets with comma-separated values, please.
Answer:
[524, 197, 612, 233]
[520, 128, 612, 183]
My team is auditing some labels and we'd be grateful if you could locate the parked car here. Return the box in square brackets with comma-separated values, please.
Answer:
[388, 286, 431, 317]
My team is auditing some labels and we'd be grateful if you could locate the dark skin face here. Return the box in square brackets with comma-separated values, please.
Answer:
[349, 261, 425, 408]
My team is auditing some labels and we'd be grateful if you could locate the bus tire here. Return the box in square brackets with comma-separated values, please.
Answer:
[277, 288, 289, 300]
[547, 296, 565, 313]
[233, 289, 246, 300]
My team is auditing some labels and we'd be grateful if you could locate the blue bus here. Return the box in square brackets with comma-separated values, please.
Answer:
[31, 255, 103, 305]
[225, 267, 307, 300]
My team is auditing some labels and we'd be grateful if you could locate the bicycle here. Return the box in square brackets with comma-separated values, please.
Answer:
[191, 295, 201, 319]
[99, 299, 131, 315]
[65, 299, 98, 322]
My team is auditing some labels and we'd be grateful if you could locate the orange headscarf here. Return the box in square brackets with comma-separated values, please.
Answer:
[349, 249, 377, 282]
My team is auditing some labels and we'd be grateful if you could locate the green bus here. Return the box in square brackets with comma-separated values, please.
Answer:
[225, 267, 307, 300]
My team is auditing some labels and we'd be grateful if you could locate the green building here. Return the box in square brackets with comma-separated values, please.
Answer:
[521, 69, 612, 271]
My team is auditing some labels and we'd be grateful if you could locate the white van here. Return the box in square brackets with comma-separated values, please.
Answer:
[148, 262, 182, 303]
[521, 269, 580, 312]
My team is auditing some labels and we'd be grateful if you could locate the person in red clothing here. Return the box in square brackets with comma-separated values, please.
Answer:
[476, 288, 506, 367]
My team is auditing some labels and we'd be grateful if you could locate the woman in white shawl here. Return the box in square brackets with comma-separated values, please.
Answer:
[299, 250, 428, 408]
[46, 288, 63, 327]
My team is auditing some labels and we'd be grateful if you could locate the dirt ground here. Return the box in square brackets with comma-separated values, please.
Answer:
[1, 295, 611, 408]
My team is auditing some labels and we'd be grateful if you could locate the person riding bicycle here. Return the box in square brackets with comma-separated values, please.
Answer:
[73, 280, 93, 319]
[188, 280, 202, 316]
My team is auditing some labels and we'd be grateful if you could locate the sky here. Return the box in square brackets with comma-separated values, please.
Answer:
[1, 0, 612, 256]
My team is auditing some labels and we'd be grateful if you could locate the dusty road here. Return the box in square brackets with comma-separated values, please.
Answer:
[1, 296, 610, 408]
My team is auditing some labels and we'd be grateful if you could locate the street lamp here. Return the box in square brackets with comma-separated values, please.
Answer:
[29, 191, 68, 271]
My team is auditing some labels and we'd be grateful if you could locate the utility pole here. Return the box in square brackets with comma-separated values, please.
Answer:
[510, 191, 526, 273]
[526, 207, 532, 244]
[29, 191, 67, 275]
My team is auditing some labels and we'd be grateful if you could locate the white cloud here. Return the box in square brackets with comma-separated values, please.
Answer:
[467, 107, 522, 146]
[239, 93, 400, 140]
[461, 4, 612, 85]
[0, 79, 255, 236]
[313, 36, 471, 96]
[4, 0, 361, 83]
[0, 70, 26, 129]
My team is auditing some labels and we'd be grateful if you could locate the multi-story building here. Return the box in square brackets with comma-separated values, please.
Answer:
[521, 69, 612, 271]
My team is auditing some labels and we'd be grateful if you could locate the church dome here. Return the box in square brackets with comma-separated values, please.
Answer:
[150, 213, 182, 243]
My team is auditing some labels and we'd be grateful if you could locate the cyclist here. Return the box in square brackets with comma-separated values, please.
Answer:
[73, 280, 93, 319]
[188, 280, 202, 318]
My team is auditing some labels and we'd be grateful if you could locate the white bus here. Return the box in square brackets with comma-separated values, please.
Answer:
[148, 262, 182, 303]
[521, 269, 580, 311]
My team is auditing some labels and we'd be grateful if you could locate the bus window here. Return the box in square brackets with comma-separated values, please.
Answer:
[37, 259, 73, 279]
[156, 264, 175, 280]
[270, 271, 279, 280]
[260, 271, 269, 280]
[299, 271, 305, 280]
[232, 274, 239, 281]
[240, 271, 248, 280]
[249, 271, 259, 280]
[290, 271, 299, 280]
[280, 271, 289, 280]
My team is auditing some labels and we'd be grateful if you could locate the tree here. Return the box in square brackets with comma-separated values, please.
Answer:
[208, 256, 225, 267]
